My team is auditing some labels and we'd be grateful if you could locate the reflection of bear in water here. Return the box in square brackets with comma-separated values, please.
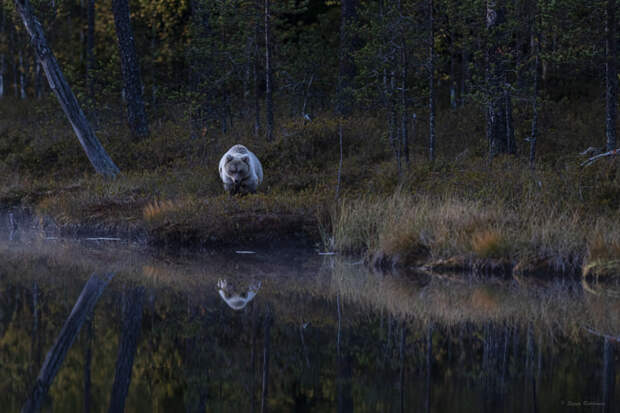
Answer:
[217, 279, 261, 310]
[218, 144, 263, 195]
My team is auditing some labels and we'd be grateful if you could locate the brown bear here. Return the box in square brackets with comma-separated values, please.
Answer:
[218, 144, 263, 195]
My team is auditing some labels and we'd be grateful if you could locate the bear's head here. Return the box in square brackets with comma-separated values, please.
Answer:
[224, 155, 250, 184]
[217, 279, 261, 311]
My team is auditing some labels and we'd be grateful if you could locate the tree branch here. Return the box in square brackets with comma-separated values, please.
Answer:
[581, 148, 619, 167]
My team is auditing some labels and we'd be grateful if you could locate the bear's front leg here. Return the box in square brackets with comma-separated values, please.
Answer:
[224, 182, 238, 195]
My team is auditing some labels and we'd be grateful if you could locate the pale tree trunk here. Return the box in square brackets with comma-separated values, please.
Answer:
[112, 0, 150, 139]
[264, 0, 273, 141]
[428, 0, 436, 161]
[606, 0, 617, 152]
[13, 0, 120, 177]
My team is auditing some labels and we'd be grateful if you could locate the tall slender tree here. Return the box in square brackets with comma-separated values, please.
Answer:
[264, 0, 273, 141]
[429, 0, 436, 161]
[486, 0, 514, 158]
[254, 0, 261, 137]
[606, 0, 617, 152]
[112, 0, 149, 139]
[86, 0, 95, 102]
[338, 0, 357, 116]
[0, 2, 5, 98]
[529, 12, 540, 168]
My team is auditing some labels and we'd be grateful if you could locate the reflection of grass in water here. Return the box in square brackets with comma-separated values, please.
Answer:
[329, 258, 620, 337]
[0, 239, 618, 338]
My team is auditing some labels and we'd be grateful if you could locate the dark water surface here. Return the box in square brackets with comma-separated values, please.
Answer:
[0, 237, 618, 413]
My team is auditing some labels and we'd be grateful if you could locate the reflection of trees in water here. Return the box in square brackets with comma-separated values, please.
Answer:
[82, 317, 93, 413]
[108, 286, 145, 413]
[0, 285, 17, 341]
[261, 306, 272, 413]
[0, 251, 618, 412]
[602, 337, 615, 413]
[22, 272, 115, 413]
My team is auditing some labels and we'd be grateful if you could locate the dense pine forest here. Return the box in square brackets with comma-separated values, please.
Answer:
[0, 0, 619, 277]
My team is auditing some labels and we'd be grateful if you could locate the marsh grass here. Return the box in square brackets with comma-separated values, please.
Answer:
[332, 186, 617, 274]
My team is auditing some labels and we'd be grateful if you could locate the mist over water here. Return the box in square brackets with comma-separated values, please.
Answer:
[0, 237, 617, 413]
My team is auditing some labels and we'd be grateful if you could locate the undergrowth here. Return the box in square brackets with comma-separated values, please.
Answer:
[0, 97, 618, 275]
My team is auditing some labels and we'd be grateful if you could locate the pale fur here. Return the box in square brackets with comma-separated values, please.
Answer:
[218, 144, 263, 194]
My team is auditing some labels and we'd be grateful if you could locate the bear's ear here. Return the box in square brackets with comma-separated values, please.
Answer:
[225, 154, 234, 163]
[241, 155, 249, 164]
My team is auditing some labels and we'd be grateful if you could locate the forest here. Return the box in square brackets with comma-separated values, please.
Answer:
[0, 0, 619, 277]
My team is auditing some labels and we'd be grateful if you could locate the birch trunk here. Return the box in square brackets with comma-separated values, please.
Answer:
[13, 0, 120, 177]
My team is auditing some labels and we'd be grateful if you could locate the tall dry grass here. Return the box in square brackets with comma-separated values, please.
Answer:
[331, 190, 616, 272]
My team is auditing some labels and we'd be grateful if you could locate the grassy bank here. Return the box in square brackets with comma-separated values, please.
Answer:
[0, 97, 619, 277]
